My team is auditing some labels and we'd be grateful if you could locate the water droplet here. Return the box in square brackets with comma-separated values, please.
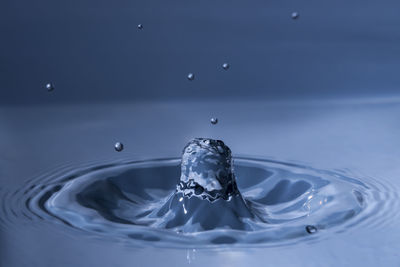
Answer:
[46, 83, 54, 92]
[114, 142, 124, 152]
[291, 12, 299, 19]
[305, 225, 317, 234]
[187, 73, 195, 81]
[137, 24, 143, 29]
[222, 63, 230, 70]
[210, 118, 218, 125]
[183, 204, 187, 214]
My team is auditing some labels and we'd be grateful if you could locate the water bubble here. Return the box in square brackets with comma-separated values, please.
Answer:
[291, 12, 299, 19]
[114, 142, 124, 152]
[222, 63, 230, 70]
[305, 225, 317, 234]
[46, 83, 54, 92]
[187, 73, 195, 81]
[210, 118, 218, 125]
[137, 24, 143, 29]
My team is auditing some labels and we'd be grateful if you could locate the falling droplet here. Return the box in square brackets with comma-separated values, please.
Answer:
[46, 83, 54, 92]
[210, 118, 218, 125]
[222, 63, 230, 70]
[187, 73, 195, 81]
[137, 24, 143, 29]
[114, 142, 124, 152]
[291, 12, 299, 20]
[305, 225, 317, 234]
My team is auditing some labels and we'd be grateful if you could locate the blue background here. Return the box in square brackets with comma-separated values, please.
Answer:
[2, 0, 400, 104]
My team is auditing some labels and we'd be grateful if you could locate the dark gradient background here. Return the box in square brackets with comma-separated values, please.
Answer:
[1, 0, 400, 105]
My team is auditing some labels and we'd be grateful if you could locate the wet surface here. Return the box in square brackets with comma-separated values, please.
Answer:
[16, 156, 388, 248]
[1, 100, 400, 266]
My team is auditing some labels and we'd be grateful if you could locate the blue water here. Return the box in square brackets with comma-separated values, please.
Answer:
[1, 99, 400, 266]
[21, 152, 384, 248]
[3, 0, 400, 264]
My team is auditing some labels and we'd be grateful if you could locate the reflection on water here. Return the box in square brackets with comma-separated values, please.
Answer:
[3, 154, 389, 248]
[2, 101, 400, 266]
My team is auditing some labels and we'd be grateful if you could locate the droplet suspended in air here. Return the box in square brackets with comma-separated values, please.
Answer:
[222, 63, 230, 70]
[210, 118, 218, 125]
[114, 142, 124, 152]
[187, 73, 195, 81]
[137, 24, 143, 29]
[291, 12, 299, 20]
[46, 83, 54, 92]
[305, 225, 317, 234]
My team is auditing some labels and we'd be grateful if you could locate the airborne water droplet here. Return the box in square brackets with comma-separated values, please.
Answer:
[305, 225, 317, 234]
[222, 63, 230, 70]
[137, 24, 143, 29]
[114, 142, 124, 152]
[187, 73, 195, 81]
[46, 83, 54, 92]
[291, 12, 299, 20]
[210, 118, 218, 125]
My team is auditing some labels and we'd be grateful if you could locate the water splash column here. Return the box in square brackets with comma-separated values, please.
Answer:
[177, 138, 240, 201]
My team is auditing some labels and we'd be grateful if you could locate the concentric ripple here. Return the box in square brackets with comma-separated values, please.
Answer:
[3, 157, 399, 248]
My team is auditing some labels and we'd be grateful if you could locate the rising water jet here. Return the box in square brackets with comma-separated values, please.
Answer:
[153, 138, 263, 232]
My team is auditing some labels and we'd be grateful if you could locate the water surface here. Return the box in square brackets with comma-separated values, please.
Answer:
[1, 99, 400, 266]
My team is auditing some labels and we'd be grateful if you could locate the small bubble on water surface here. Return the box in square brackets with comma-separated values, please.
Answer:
[292, 12, 299, 19]
[114, 142, 124, 152]
[210, 118, 218, 125]
[187, 73, 195, 81]
[46, 83, 54, 92]
[222, 63, 230, 70]
[305, 225, 317, 234]
[137, 24, 143, 29]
